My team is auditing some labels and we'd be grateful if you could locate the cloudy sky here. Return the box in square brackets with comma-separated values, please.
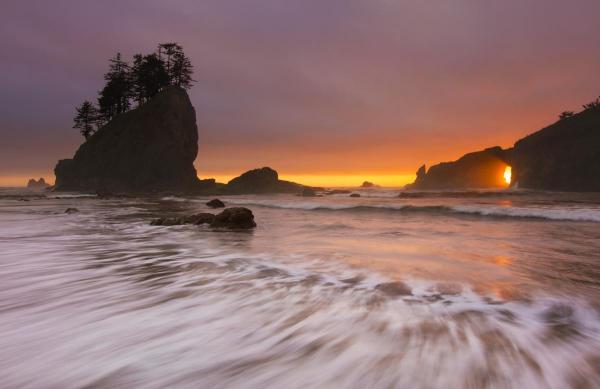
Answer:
[1, 0, 599, 186]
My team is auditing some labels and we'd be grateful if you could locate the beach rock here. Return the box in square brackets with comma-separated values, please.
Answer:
[210, 207, 256, 229]
[349, 193, 361, 197]
[224, 167, 304, 194]
[301, 187, 317, 197]
[375, 282, 412, 297]
[510, 106, 600, 192]
[27, 178, 49, 190]
[54, 87, 200, 193]
[150, 212, 215, 226]
[65, 208, 79, 214]
[407, 146, 510, 190]
[206, 199, 225, 208]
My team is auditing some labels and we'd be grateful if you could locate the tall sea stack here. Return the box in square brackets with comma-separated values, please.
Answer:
[54, 87, 199, 192]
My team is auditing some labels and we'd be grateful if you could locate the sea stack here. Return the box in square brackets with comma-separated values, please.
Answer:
[408, 146, 510, 190]
[54, 87, 199, 193]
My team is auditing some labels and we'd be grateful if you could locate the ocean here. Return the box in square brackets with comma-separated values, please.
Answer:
[1, 187, 599, 388]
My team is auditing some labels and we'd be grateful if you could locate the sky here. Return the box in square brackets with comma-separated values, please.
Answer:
[1, 0, 599, 187]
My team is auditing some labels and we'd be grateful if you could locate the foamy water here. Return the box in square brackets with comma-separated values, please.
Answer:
[1, 188, 599, 388]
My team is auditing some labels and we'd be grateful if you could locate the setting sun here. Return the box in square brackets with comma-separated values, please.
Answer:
[504, 166, 512, 185]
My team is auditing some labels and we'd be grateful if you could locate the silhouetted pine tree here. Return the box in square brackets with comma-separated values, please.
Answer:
[158, 42, 194, 89]
[73, 101, 99, 139]
[97, 53, 131, 121]
[130, 53, 169, 105]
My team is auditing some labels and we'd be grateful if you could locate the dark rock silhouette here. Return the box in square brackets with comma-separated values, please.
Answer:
[54, 87, 199, 193]
[408, 147, 510, 190]
[349, 193, 361, 197]
[65, 208, 79, 214]
[27, 178, 49, 190]
[325, 189, 351, 195]
[510, 108, 600, 192]
[224, 167, 303, 194]
[206, 199, 225, 208]
[301, 187, 317, 197]
[210, 207, 256, 229]
[361, 181, 377, 188]
[375, 282, 412, 297]
[408, 105, 600, 192]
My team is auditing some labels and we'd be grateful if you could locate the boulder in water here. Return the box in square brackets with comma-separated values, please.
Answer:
[65, 208, 79, 214]
[206, 199, 225, 208]
[349, 193, 361, 198]
[210, 207, 256, 229]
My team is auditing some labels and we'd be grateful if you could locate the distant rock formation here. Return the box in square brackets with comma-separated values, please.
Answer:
[510, 107, 600, 192]
[54, 87, 199, 193]
[408, 105, 600, 192]
[408, 146, 510, 190]
[224, 167, 304, 194]
[360, 181, 378, 188]
[27, 178, 49, 190]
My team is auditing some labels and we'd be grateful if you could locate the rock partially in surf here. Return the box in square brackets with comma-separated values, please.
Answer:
[301, 187, 317, 197]
[225, 167, 304, 194]
[361, 181, 377, 188]
[27, 178, 50, 190]
[325, 189, 351, 195]
[375, 281, 412, 297]
[150, 212, 215, 226]
[206, 198, 225, 208]
[210, 207, 256, 229]
[65, 207, 79, 214]
[349, 193, 361, 198]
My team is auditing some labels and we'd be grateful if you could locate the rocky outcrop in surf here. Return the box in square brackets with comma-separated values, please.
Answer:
[224, 167, 304, 194]
[27, 178, 50, 190]
[151, 207, 256, 229]
[54, 87, 200, 193]
[408, 147, 510, 190]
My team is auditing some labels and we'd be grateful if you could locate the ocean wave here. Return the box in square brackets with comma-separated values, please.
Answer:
[227, 200, 600, 222]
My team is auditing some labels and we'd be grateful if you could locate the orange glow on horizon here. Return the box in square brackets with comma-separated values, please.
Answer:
[207, 173, 416, 188]
[503, 166, 512, 185]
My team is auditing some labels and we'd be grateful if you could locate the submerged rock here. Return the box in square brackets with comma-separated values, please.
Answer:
[150, 213, 215, 226]
[65, 208, 79, 214]
[210, 207, 256, 229]
[325, 189, 351, 195]
[206, 199, 225, 208]
[54, 87, 200, 193]
[349, 193, 361, 198]
[375, 282, 412, 297]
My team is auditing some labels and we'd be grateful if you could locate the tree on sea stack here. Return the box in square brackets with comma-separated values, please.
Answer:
[73, 43, 195, 138]
[97, 53, 132, 122]
[73, 101, 99, 139]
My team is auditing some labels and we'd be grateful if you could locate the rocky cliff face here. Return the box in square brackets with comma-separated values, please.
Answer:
[408, 147, 510, 190]
[510, 108, 600, 192]
[54, 87, 199, 192]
